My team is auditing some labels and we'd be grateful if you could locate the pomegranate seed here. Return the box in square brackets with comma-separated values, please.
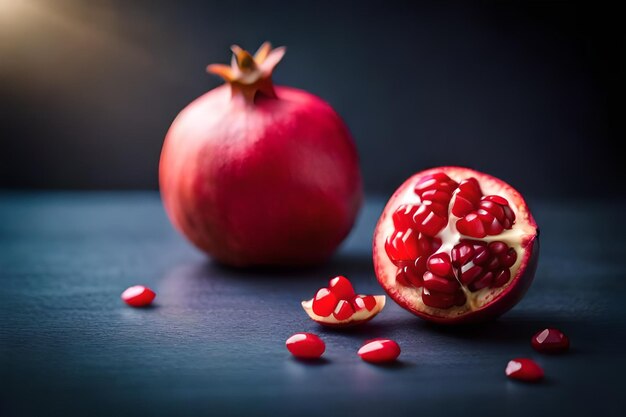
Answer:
[505, 358, 544, 382]
[421, 189, 451, 204]
[488, 241, 508, 255]
[422, 287, 457, 309]
[473, 247, 491, 265]
[493, 268, 511, 287]
[353, 295, 377, 311]
[312, 288, 338, 317]
[482, 195, 509, 205]
[413, 205, 447, 237]
[286, 333, 325, 359]
[451, 242, 474, 266]
[423, 272, 459, 294]
[427, 253, 453, 277]
[484, 217, 505, 235]
[451, 194, 474, 217]
[358, 339, 401, 363]
[486, 257, 501, 271]
[501, 248, 517, 268]
[460, 265, 483, 285]
[532, 328, 570, 354]
[422, 200, 448, 217]
[396, 262, 423, 288]
[458, 177, 482, 199]
[479, 200, 506, 222]
[468, 271, 494, 291]
[385, 229, 420, 265]
[333, 299, 355, 320]
[392, 204, 419, 230]
[121, 285, 156, 307]
[329, 275, 355, 300]
[456, 214, 486, 238]
[414, 173, 453, 194]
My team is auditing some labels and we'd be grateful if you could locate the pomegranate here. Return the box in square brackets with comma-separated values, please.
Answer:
[373, 167, 539, 324]
[286, 333, 325, 359]
[302, 276, 386, 326]
[505, 358, 544, 382]
[532, 328, 570, 353]
[159, 43, 362, 267]
[121, 285, 156, 307]
[358, 339, 401, 363]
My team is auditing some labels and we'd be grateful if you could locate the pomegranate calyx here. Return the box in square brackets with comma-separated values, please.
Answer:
[207, 41, 285, 103]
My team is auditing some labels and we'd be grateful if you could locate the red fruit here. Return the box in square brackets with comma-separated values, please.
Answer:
[373, 167, 539, 324]
[505, 358, 544, 382]
[121, 285, 156, 307]
[159, 43, 362, 267]
[329, 276, 356, 300]
[358, 339, 401, 363]
[312, 288, 338, 317]
[532, 328, 570, 354]
[285, 333, 325, 359]
[302, 276, 386, 327]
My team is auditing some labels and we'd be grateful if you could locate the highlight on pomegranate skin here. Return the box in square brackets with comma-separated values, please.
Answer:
[301, 275, 386, 327]
[121, 285, 156, 307]
[373, 166, 539, 324]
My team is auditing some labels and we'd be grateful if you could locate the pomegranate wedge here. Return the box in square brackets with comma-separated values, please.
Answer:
[373, 167, 539, 324]
[302, 276, 386, 327]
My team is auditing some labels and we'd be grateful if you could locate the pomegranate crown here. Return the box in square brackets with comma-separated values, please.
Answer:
[207, 42, 286, 103]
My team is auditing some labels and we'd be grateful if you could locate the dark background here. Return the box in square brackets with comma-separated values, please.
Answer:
[0, 0, 624, 198]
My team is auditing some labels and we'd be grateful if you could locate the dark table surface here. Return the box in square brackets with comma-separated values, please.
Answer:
[1, 192, 625, 417]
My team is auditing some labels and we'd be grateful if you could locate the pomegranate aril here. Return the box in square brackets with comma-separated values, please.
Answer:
[423, 201, 448, 217]
[532, 328, 570, 354]
[488, 241, 508, 255]
[460, 265, 483, 285]
[503, 205, 516, 225]
[421, 189, 451, 204]
[427, 253, 453, 277]
[329, 275, 355, 300]
[413, 205, 447, 237]
[286, 333, 325, 359]
[486, 257, 501, 271]
[385, 228, 419, 265]
[312, 288, 338, 317]
[451, 194, 474, 218]
[358, 339, 401, 363]
[473, 246, 490, 265]
[121, 285, 156, 307]
[458, 177, 482, 200]
[333, 299, 355, 320]
[353, 295, 377, 312]
[493, 268, 511, 287]
[482, 195, 509, 206]
[392, 204, 419, 230]
[479, 200, 505, 222]
[484, 217, 504, 235]
[476, 209, 495, 224]
[501, 248, 517, 268]
[422, 287, 456, 309]
[451, 242, 474, 266]
[456, 213, 486, 238]
[414, 174, 450, 194]
[423, 272, 459, 294]
[468, 271, 494, 291]
[505, 358, 544, 382]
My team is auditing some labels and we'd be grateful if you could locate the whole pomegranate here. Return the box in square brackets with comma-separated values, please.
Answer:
[373, 167, 539, 324]
[160, 43, 362, 267]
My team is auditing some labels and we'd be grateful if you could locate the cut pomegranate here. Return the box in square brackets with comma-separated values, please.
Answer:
[285, 333, 325, 359]
[373, 167, 539, 324]
[302, 276, 386, 327]
[358, 339, 401, 363]
[121, 285, 156, 307]
[532, 328, 570, 354]
[505, 358, 544, 382]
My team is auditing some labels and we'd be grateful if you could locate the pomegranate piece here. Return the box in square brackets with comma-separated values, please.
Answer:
[121, 285, 156, 307]
[358, 339, 401, 363]
[302, 276, 386, 327]
[286, 333, 325, 359]
[373, 166, 539, 324]
[532, 328, 570, 354]
[505, 358, 544, 382]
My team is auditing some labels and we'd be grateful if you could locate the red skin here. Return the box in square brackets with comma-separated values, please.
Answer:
[160, 85, 362, 267]
[373, 166, 539, 324]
